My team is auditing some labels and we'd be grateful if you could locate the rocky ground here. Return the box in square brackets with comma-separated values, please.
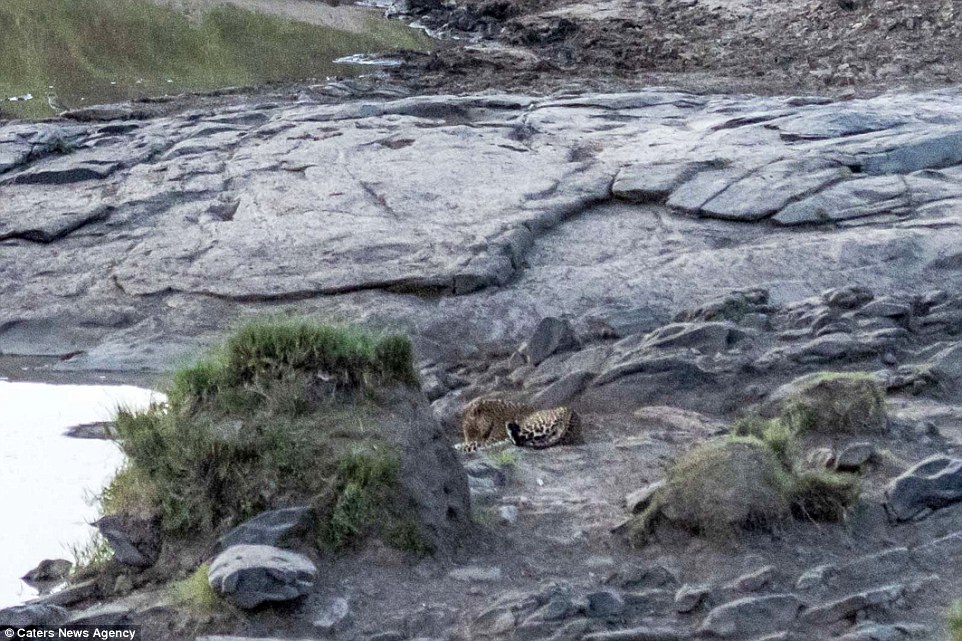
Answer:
[4, 1, 962, 636]
[3, 83, 962, 640]
[391, 0, 962, 96]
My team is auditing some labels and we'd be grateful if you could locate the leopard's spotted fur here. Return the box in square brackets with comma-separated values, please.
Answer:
[455, 398, 583, 453]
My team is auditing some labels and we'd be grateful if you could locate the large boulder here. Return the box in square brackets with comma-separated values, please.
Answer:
[369, 387, 472, 556]
[632, 439, 790, 542]
[208, 544, 317, 609]
[885, 455, 962, 522]
[94, 513, 162, 568]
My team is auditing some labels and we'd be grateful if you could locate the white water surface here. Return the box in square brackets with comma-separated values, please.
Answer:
[0, 382, 162, 608]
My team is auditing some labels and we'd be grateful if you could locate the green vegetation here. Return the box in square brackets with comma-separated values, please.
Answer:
[0, 0, 432, 118]
[103, 320, 427, 555]
[171, 563, 221, 614]
[486, 447, 521, 469]
[67, 532, 113, 575]
[948, 601, 962, 641]
[631, 386, 867, 545]
[781, 372, 886, 435]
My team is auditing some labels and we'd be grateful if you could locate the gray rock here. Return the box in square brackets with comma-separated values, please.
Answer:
[795, 564, 837, 591]
[801, 584, 904, 625]
[836, 622, 929, 640]
[697, 594, 803, 638]
[207, 544, 317, 609]
[218, 506, 314, 550]
[448, 565, 502, 582]
[612, 161, 708, 203]
[885, 455, 962, 521]
[94, 513, 162, 568]
[498, 505, 519, 525]
[312, 596, 352, 633]
[729, 565, 776, 593]
[583, 626, 685, 641]
[470, 606, 516, 637]
[910, 530, 962, 572]
[773, 176, 909, 225]
[0, 604, 70, 627]
[700, 158, 844, 221]
[674, 583, 711, 613]
[611, 564, 678, 590]
[834, 442, 876, 471]
[65, 605, 133, 626]
[625, 481, 665, 515]
[532, 370, 595, 408]
[586, 590, 626, 619]
[835, 548, 910, 587]
[521, 317, 578, 365]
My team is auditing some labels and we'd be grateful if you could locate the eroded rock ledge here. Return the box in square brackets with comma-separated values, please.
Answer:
[3, 88, 962, 372]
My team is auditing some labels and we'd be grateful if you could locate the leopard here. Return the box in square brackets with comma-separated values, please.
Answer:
[454, 397, 583, 454]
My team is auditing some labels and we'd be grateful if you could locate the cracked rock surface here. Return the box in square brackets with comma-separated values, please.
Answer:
[4, 88, 962, 376]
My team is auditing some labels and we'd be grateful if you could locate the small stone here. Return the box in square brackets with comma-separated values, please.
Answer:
[625, 481, 665, 514]
[313, 596, 351, 634]
[470, 606, 516, 637]
[698, 594, 803, 638]
[674, 583, 711, 613]
[801, 585, 904, 625]
[730, 566, 776, 593]
[94, 513, 162, 568]
[498, 505, 519, 525]
[448, 565, 502, 582]
[586, 590, 626, 619]
[520, 317, 578, 365]
[834, 442, 875, 471]
[113, 574, 134, 596]
[207, 544, 317, 609]
[795, 564, 837, 591]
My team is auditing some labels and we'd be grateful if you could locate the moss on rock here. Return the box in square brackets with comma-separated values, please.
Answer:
[102, 319, 466, 561]
[780, 371, 886, 435]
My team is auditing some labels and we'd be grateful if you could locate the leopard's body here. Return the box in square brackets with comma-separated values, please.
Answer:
[455, 398, 583, 454]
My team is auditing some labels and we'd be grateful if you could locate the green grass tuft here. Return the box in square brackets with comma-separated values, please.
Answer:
[782, 372, 886, 435]
[486, 447, 521, 469]
[789, 470, 861, 522]
[948, 601, 962, 641]
[171, 563, 221, 614]
[104, 320, 425, 555]
[67, 532, 113, 575]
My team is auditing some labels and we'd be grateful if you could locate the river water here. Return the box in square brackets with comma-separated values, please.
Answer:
[0, 382, 161, 608]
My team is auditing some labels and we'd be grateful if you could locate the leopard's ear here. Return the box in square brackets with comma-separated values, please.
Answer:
[506, 421, 523, 445]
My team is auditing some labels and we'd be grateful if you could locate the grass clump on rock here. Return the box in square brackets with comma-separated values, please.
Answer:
[171, 563, 222, 614]
[103, 319, 429, 554]
[631, 421, 861, 545]
[780, 372, 886, 435]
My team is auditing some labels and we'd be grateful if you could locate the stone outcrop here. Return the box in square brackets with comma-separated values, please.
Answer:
[4, 88, 962, 372]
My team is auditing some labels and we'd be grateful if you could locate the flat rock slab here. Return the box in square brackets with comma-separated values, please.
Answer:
[4, 88, 962, 370]
[886, 455, 962, 521]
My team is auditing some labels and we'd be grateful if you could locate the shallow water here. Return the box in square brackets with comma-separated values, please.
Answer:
[0, 0, 432, 119]
[0, 382, 161, 608]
